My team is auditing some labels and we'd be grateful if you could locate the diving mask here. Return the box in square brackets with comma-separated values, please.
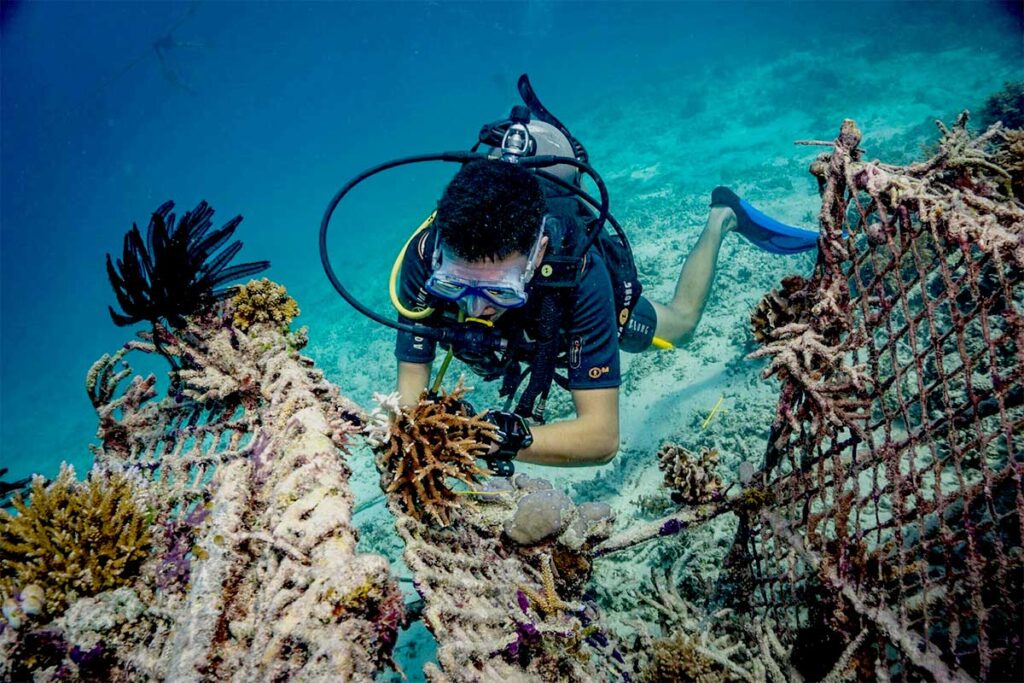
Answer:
[425, 217, 547, 312]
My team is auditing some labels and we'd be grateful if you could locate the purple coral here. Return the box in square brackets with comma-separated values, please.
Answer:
[659, 518, 683, 536]
[156, 503, 210, 591]
[247, 430, 274, 486]
[505, 620, 542, 662]
[516, 590, 531, 614]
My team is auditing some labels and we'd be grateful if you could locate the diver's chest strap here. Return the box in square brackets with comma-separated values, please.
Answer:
[533, 254, 584, 289]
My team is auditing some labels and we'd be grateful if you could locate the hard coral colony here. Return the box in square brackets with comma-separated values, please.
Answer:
[230, 278, 300, 332]
[375, 385, 495, 526]
[0, 466, 151, 624]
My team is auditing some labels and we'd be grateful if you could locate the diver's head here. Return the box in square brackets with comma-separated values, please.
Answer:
[427, 160, 549, 318]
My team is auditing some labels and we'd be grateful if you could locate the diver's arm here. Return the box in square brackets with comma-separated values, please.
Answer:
[514, 387, 619, 467]
[397, 361, 431, 407]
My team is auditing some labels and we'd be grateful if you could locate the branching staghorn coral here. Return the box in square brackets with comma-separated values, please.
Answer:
[230, 277, 300, 332]
[375, 384, 494, 526]
[174, 324, 266, 407]
[0, 465, 151, 620]
[657, 443, 724, 505]
[518, 555, 572, 618]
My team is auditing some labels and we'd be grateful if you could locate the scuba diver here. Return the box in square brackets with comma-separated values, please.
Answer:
[320, 75, 817, 474]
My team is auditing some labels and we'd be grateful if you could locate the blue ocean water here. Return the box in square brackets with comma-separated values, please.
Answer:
[2, 0, 1018, 482]
[0, 2, 1020, 675]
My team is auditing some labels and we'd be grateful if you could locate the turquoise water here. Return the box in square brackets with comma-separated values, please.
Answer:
[1, 1, 1021, 677]
[2, 0, 1018, 482]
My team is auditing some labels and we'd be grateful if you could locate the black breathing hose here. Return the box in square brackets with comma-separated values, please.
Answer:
[319, 151, 473, 339]
[319, 152, 615, 342]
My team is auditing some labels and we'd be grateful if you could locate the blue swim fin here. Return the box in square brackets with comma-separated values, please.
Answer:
[711, 186, 818, 255]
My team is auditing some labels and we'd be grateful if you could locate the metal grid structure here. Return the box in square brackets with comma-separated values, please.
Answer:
[743, 117, 1023, 682]
[81, 321, 403, 681]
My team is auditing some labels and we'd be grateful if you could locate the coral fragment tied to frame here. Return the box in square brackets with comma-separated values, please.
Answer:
[657, 443, 725, 505]
[375, 385, 494, 527]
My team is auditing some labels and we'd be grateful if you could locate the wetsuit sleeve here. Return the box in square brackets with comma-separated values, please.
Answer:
[395, 230, 438, 364]
[565, 252, 621, 390]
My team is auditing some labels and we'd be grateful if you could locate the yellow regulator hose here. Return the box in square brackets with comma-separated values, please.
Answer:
[389, 211, 437, 320]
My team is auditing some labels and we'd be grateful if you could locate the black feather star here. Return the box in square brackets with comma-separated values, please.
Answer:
[106, 200, 270, 329]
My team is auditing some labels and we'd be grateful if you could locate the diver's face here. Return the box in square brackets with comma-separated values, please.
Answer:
[445, 251, 531, 320]
[426, 235, 549, 320]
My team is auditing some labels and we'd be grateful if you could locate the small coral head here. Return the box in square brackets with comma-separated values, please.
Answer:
[657, 443, 724, 505]
[18, 584, 45, 615]
[230, 277, 300, 332]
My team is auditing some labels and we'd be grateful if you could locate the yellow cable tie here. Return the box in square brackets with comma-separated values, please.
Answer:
[701, 395, 725, 430]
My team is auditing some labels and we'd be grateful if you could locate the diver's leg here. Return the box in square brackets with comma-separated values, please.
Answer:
[650, 206, 736, 345]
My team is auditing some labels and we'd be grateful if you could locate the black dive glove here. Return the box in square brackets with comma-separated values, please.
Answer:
[482, 410, 534, 477]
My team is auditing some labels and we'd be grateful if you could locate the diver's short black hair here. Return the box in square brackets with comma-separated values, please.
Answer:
[435, 160, 547, 261]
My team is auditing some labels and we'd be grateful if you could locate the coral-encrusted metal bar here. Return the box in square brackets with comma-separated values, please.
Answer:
[743, 116, 1023, 681]
[85, 321, 403, 681]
